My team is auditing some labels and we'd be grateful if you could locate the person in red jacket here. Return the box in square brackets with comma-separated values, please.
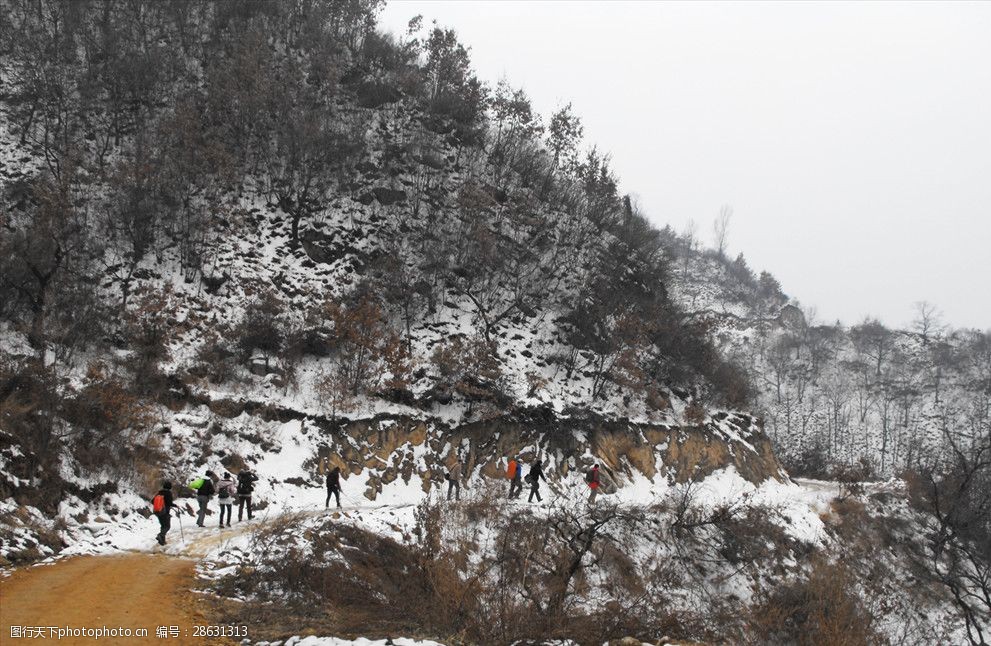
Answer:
[587, 464, 601, 506]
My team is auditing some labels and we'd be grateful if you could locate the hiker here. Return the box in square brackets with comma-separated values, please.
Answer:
[217, 472, 236, 528]
[152, 481, 175, 546]
[507, 455, 523, 499]
[586, 464, 601, 505]
[325, 466, 342, 509]
[191, 470, 217, 527]
[236, 467, 259, 521]
[526, 459, 546, 503]
[447, 459, 462, 502]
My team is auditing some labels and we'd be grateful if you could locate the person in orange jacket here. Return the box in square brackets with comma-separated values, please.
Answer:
[506, 455, 523, 499]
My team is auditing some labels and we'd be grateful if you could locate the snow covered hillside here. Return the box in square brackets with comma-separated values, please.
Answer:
[668, 246, 990, 478]
[0, 0, 776, 551]
[0, 2, 988, 644]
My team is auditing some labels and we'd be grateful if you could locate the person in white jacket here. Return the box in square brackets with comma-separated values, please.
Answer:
[217, 472, 236, 528]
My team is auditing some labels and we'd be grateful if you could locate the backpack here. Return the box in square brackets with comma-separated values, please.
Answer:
[189, 478, 205, 490]
[152, 494, 166, 514]
[220, 482, 235, 498]
[237, 472, 255, 494]
[506, 461, 517, 479]
[585, 469, 596, 484]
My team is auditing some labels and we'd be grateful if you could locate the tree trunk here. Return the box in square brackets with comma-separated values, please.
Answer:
[290, 209, 302, 249]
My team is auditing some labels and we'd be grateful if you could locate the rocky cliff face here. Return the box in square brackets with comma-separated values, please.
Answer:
[332, 409, 783, 500]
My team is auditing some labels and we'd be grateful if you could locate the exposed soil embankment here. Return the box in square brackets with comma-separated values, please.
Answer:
[163, 384, 785, 499]
[317, 408, 785, 499]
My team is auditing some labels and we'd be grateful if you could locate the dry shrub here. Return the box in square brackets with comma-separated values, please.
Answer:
[825, 495, 871, 547]
[683, 401, 706, 425]
[235, 288, 288, 364]
[429, 335, 510, 415]
[808, 462, 873, 543]
[125, 287, 174, 391]
[841, 456, 875, 480]
[646, 385, 671, 411]
[746, 557, 881, 646]
[719, 504, 791, 565]
[0, 358, 67, 510]
[378, 331, 416, 402]
[782, 442, 831, 479]
[526, 371, 550, 398]
[220, 452, 248, 473]
[830, 495, 867, 520]
[324, 295, 388, 395]
[194, 328, 239, 384]
[65, 376, 161, 474]
[134, 436, 167, 492]
[216, 511, 476, 641]
[315, 370, 358, 420]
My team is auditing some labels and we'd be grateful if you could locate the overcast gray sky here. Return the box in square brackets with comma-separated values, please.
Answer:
[379, 1, 991, 331]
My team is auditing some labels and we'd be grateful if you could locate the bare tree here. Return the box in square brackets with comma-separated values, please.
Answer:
[0, 173, 91, 358]
[912, 301, 947, 344]
[712, 204, 732, 258]
[502, 489, 648, 622]
[547, 103, 583, 169]
[851, 317, 895, 378]
[269, 109, 363, 250]
[489, 79, 542, 186]
[913, 434, 991, 646]
[764, 335, 795, 404]
[679, 217, 697, 280]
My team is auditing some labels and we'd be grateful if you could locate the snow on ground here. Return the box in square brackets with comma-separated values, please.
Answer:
[41, 454, 839, 564]
[697, 467, 829, 544]
[56, 490, 423, 561]
[0, 499, 59, 570]
[50, 466, 833, 578]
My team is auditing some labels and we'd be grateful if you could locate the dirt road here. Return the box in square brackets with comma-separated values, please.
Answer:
[0, 553, 234, 645]
[0, 505, 398, 644]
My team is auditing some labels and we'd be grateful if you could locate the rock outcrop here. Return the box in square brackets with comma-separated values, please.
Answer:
[303, 408, 785, 500]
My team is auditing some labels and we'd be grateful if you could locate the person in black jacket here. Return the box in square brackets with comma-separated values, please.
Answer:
[236, 468, 259, 522]
[527, 459, 546, 503]
[325, 466, 342, 509]
[153, 481, 175, 545]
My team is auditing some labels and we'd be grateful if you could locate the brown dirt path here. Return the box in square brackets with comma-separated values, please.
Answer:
[0, 553, 235, 645]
